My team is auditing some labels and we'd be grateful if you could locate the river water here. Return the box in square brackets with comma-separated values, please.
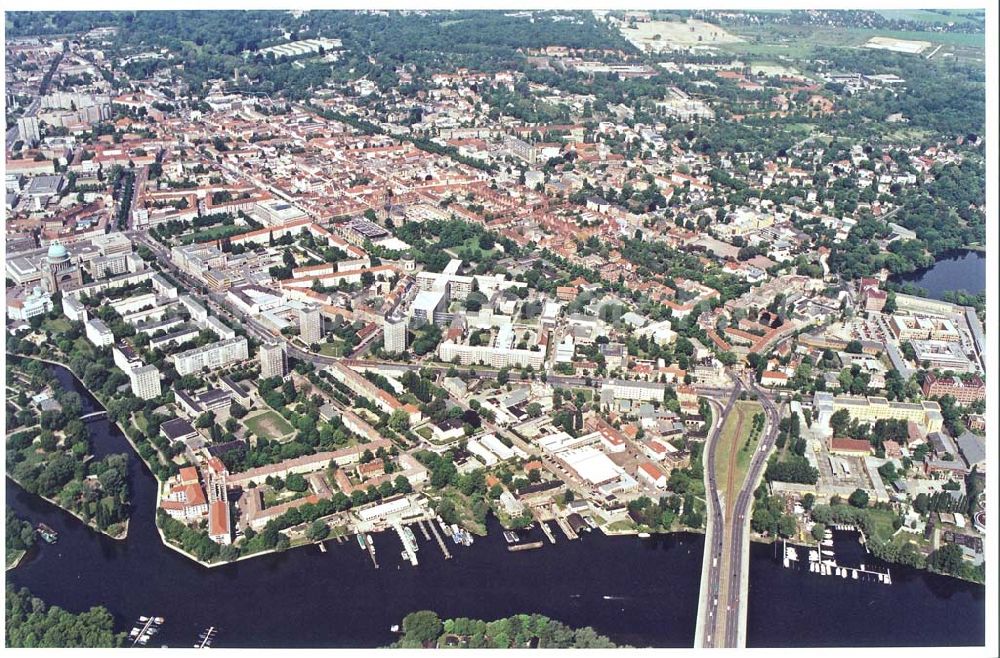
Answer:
[4, 364, 985, 648]
[891, 249, 986, 300]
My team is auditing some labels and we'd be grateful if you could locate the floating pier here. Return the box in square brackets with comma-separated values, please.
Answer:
[428, 517, 452, 560]
[508, 541, 544, 552]
[416, 519, 431, 541]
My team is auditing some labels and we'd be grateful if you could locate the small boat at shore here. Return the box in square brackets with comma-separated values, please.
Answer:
[637, 532, 651, 538]
[36, 523, 58, 544]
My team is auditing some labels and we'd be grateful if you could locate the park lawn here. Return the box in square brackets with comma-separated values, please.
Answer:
[415, 426, 433, 440]
[714, 400, 764, 501]
[605, 519, 636, 533]
[318, 340, 349, 357]
[866, 507, 899, 543]
[134, 411, 150, 435]
[43, 317, 72, 334]
[243, 410, 295, 440]
[179, 224, 248, 245]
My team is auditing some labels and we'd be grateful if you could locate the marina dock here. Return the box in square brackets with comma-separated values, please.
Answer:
[554, 515, 578, 540]
[783, 540, 891, 584]
[428, 516, 452, 560]
[539, 520, 557, 544]
[416, 519, 431, 541]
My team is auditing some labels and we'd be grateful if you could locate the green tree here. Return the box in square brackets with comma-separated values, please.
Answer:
[401, 610, 443, 648]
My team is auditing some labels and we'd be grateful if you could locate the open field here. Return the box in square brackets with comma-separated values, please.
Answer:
[720, 24, 984, 61]
[714, 400, 764, 505]
[244, 409, 294, 440]
[875, 9, 983, 26]
[620, 19, 742, 53]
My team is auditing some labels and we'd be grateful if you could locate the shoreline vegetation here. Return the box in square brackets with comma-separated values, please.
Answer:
[391, 610, 624, 648]
[5, 585, 124, 648]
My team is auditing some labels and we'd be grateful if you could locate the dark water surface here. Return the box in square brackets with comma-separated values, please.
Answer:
[5, 364, 985, 648]
[891, 249, 986, 299]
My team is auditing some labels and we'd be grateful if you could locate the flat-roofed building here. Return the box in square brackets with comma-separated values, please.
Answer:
[172, 336, 248, 375]
[438, 340, 545, 369]
[601, 379, 666, 402]
[813, 391, 943, 435]
[85, 317, 114, 346]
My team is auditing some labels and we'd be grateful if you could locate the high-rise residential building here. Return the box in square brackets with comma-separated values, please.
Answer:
[299, 304, 322, 344]
[259, 341, 288, 379]
[384, 316, 407, 354]
[130, 364, 162, 400]
[16, 116, 40, 146]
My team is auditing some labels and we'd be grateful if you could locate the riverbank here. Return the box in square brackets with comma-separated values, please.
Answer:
[4, 474, 129, 542]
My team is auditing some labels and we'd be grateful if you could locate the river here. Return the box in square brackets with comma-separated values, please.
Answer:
[891, 249, 986, 300]
[4, 364, 986, 648]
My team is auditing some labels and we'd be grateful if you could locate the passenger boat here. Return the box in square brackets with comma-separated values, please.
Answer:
[36, 523, 58, 544]
[356, 533, 366, 550]
[403, 526, 418, 550]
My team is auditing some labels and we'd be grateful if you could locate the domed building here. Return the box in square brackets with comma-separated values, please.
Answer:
[42, 241, 83, 292]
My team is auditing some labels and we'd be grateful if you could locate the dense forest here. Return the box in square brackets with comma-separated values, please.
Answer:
[5, 586, 124, 648]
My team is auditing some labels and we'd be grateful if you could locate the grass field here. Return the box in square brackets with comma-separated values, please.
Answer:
[318, 340, 350, 357]
[244, 409, 294, 440]
[180, 224, 247, 245]
[876, 9, 983, 26]
[714, 400, 764, 505]
[720, 24, 984, 60]
[43, 317, 72, 334]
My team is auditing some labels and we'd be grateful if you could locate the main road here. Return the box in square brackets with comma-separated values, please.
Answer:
[695, 374, 782, 648]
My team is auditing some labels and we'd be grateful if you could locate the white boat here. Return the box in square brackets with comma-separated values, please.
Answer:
[841, 569, 847, 579]
[821, 550, 835, 557]
[638, 532, 651, 538]
[808, 550, 819, 561]
[140, 616, 149, 622]
[821, 539, 834, 547]
[852, 570, 858, 580]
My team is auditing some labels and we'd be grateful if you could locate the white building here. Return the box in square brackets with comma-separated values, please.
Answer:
[130, 364, 162, 400]
[299, 304, 322, 344]
[601, 379, 666, 402]
[173, 336, 249, 375]
[85, 318, 114, 346]
[384, 316, 407, 353]
[6, 287, 53, 321]
[62, 295, 87, 322]
[438, 340, 545, 369]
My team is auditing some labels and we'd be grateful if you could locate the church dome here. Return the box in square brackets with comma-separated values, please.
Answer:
[47, 242, 69, 261]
